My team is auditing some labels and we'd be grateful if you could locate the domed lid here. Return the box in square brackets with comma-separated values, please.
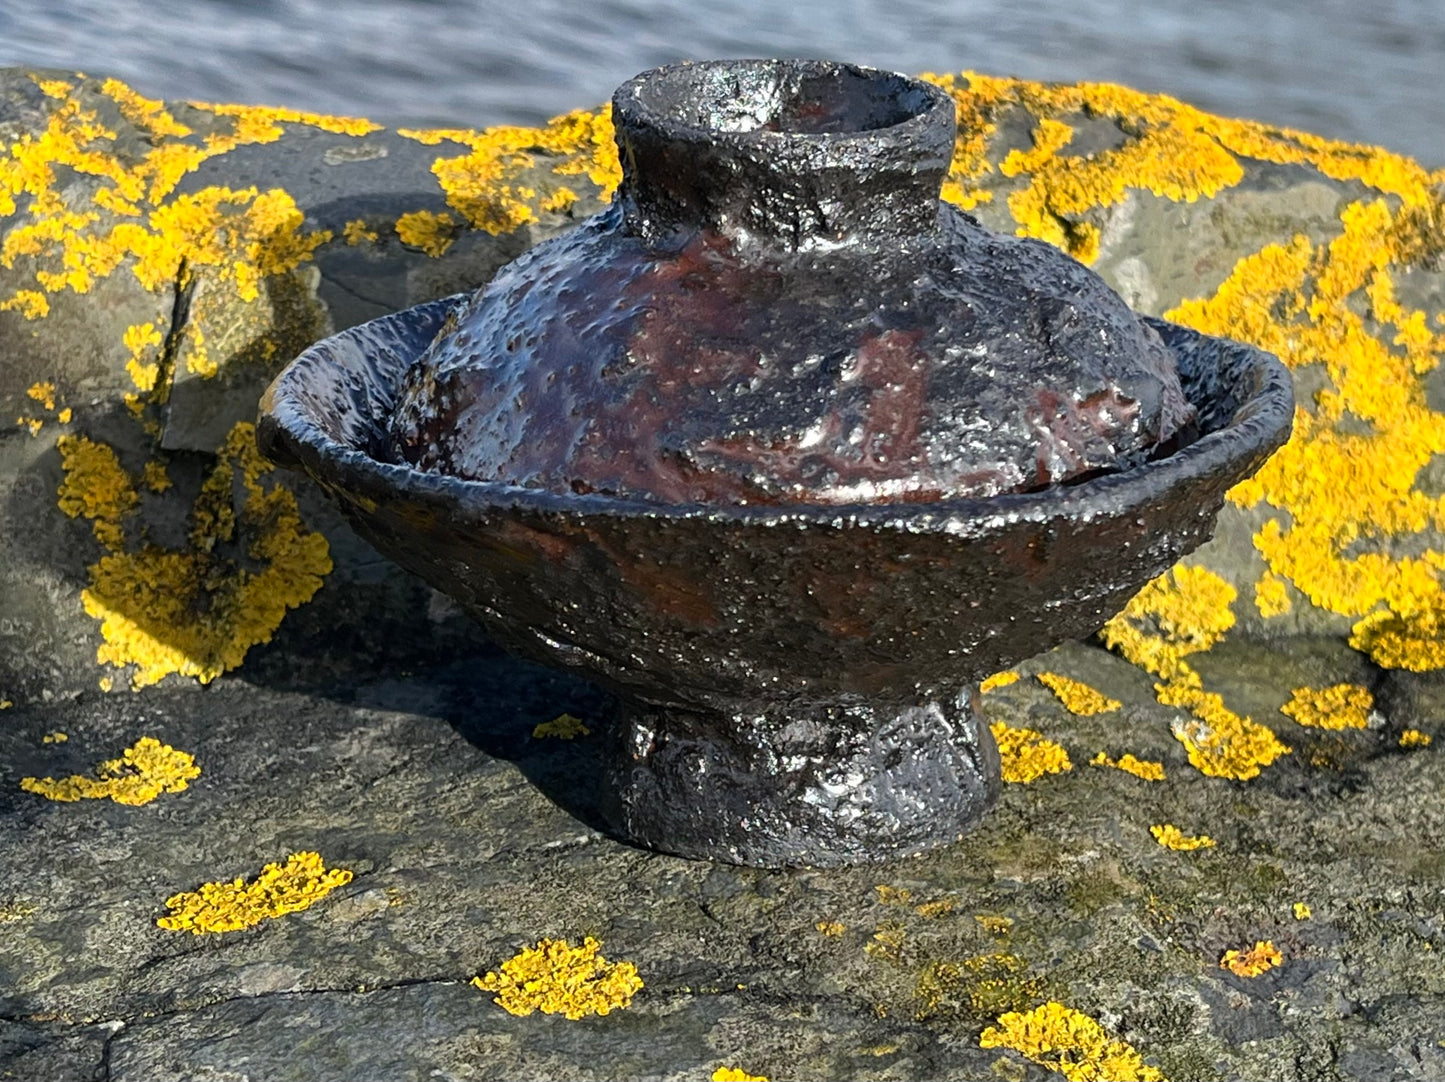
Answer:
[386, 60, 1196, 506]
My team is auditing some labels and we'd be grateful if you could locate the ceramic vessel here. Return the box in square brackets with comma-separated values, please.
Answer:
[258, 60, 1293, 867]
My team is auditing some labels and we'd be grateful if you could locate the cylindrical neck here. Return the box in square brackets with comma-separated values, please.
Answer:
[611, 60, 956, 251]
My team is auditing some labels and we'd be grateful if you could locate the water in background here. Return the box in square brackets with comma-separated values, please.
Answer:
[1, 0, 1442, 166]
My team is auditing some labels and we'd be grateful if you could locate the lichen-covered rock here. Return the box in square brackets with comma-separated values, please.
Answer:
[0, 68, 612, 701]
[0, 639, 1439, 1081]
[2, 66, 1444, 1078]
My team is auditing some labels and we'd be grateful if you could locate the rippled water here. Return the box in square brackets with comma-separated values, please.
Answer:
[2, 0, 1442, 166]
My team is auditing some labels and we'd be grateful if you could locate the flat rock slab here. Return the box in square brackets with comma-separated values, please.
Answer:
[2, 640, 1442, 1082]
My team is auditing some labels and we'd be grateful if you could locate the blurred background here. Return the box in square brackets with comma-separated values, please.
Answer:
[1, 0, 1441, 165]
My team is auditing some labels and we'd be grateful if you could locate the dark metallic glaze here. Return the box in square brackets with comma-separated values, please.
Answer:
[387, 60, 1194, 507]
[258, 60, 1293, 867]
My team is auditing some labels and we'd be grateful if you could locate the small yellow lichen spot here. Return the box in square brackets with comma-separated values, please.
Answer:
[26, 382, 57, 410]
[56, 407, 72, 424]
[1090, 752, 1166, 781]
[1293, 902, 1312, 920]
[990, 721, 1072, 783]
[18, 418, 42, 437]
[157, 851, 352, 934]
[98, 676, 113, 692]
[815, 920, 846, 937]
[542, 187, 579, 214]
[975, 914, 1014, 935]
[1, 291, 51, 320]
[875, 884, 914, 905]
[915, 899, 956, 919]
[55, 434, 139, 549]
[141, 460, 172, 493]
[21, 736, 199, 806]
[1254, 572, 1293, 618]
[41, 731, 67, 743]
[979, 1001, 1165, 1082]
[980, 670, 1020, 693]
[1037, 672, 1121, 715]
[1150, 824, 1217, 851]
[342, 218, 379, 245]
[471, 937, 643, 1019]
[0, 700, 11, 709]
[1220, 940, 1283, 977]
[1400, 729, 1433, 747]
[1160, 683, 1290, 781]
[34, 77, 72, 99]
[532, 712, 590, 739]
[713, 1069, 768, 1082]
[394, 209, 457, 258]
[1281, 684, 1374, 730]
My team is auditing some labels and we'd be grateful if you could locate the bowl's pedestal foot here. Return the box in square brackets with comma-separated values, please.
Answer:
[601, 686, 1001, 867]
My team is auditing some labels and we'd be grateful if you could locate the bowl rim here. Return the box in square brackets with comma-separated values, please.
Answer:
[258, 295, 1294, 536]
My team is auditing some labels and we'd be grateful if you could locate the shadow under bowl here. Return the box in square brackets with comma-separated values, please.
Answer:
[258, 296, 1292, 867]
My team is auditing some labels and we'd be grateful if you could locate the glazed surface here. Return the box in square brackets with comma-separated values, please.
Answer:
[387, 202, 1195, 505]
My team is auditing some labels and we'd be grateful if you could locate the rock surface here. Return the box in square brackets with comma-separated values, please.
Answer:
[2, 66, 1444, 1082]
[2, 639, 1442, 1081]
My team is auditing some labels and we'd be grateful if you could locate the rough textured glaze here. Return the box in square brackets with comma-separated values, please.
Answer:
[387, 60, 1195, 507]
[259, 297, 1291, 866]
[258, 60, 1293, 867]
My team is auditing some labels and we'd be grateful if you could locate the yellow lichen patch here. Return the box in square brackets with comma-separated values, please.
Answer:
[41, 731, 67, 743]
[990, 721, 1072, 783]
[1400, 729, 1433, 748]
[875, 885, 915, 906]
[0, 900, 36, 923]
[21, 736, 199, 806]
[472, 937, 642, 1020]
[1103, 566, 1290, 779]
[17, 418, 42, 437]
[1220, 940, 1283, 978]
[1, 78, 334, 334]
[532, 713, 590, 739]
[63, 422, 330, 689]
[1350, 608, 1445, 672]
[542, 187, 578, 214]
[1090, 752, 1166, 781]
[815, 920, 846, 937]
[1160, 682, 1291, 780]
[975, 915, 1014, 936]
[1037, 672, 1121, 716]
[1280, 684, 1375, 730]
[979, 1001, 1165, 1082]
[141, 459, 172, 493]
[55, 435, 138, 549]
[713, 1069, 767, 1082]
[923, 70, 1441, 267]
[399, 106, 618, 235]
[102, 79, 191, 140]
[1149, 824, 1216, 851]
[342, 218, 379, 245]
[194, 100, 382, 152]
[26, 381, 56, 410]
[1293, 902, 1313, 920]
[1254, 572, 1293, 619]
[980, 670, 1020, 693]
[915, 899, 956, 919]
[394, 209, 456, 258]
[1167, 197, 1445, 672]
[918, 953, 1043, 1023]
[157, 851, 353, 934]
